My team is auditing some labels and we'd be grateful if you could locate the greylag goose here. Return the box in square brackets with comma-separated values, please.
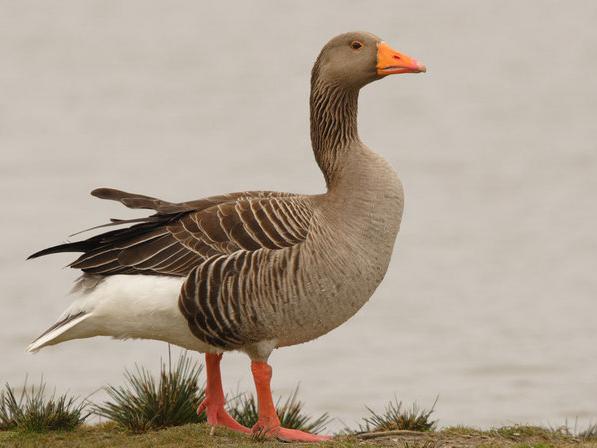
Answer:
[27, 31, 425, 441]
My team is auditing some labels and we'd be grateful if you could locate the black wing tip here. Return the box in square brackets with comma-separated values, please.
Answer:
[27, 242, 88, 260]
[27, 247, 57, 260]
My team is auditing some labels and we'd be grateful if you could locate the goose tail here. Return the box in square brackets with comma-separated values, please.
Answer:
[26, 312, 91, 353]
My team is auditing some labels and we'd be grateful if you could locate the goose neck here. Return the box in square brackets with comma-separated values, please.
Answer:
[310, 80, 361, 188]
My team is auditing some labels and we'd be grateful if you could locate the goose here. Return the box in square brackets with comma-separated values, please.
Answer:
[27, 31, 425, 441]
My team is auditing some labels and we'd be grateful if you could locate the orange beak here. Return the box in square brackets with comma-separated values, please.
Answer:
[376, 42, 426, 75]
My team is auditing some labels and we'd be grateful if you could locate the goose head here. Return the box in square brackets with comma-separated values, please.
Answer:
[313, 31, 426, 90]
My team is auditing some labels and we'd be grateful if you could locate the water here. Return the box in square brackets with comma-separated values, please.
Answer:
[1, 0, 596, 432]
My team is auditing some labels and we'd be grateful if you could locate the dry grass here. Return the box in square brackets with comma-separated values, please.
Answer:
[2, 422, 597, 448]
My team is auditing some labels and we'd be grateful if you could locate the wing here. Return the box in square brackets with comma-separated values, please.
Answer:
[29, 188, 314, 277]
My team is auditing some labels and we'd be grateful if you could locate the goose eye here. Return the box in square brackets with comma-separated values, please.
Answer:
[350, 41, 363, 50]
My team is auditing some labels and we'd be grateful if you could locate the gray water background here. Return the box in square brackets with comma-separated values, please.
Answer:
[1, 0, 596, 432]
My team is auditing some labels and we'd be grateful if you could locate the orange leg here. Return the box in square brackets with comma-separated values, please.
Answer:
[251, 360, 333, 442]
[197, 353, 250, 434]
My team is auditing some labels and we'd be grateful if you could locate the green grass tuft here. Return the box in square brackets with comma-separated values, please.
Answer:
[93, 351, 206, 432]
[227, 387, 331, 434]
[0, 379, 87, 432]
[579, 423, 597, 441]
[357, 397, 437, 432]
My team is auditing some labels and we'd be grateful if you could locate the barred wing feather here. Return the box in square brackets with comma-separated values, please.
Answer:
[30, 188, 313, 278]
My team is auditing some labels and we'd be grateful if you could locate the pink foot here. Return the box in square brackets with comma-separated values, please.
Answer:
[198, 353, 250, 434]
[198, 398, 250, 434]
[275, 427, 333, 442]
[253, 423, 333, 442]
[250, 361, 333, 442]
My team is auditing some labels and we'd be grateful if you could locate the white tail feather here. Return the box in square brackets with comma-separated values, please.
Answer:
[26, 312, 91, 353]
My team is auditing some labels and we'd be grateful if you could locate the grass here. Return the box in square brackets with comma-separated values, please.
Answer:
[2, 422, 597, 448]
[3, 352, 596, 447]
[493, 424, 568, 439]
[355, 396, 438, 433]
[438, 424, 597, 447]
[581, 424, 597, 441]
[93, 351, 206, 432]
[227, 387, 331, 434]
[90, 350, 330, 434]
[0, 378, 87, 432]
[0, 422, 289, 447]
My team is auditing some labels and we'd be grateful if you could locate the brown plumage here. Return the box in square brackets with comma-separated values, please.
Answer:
[31, 189, 310, 275]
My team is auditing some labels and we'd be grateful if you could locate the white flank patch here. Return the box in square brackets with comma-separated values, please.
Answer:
[27, 275, 213, 353]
